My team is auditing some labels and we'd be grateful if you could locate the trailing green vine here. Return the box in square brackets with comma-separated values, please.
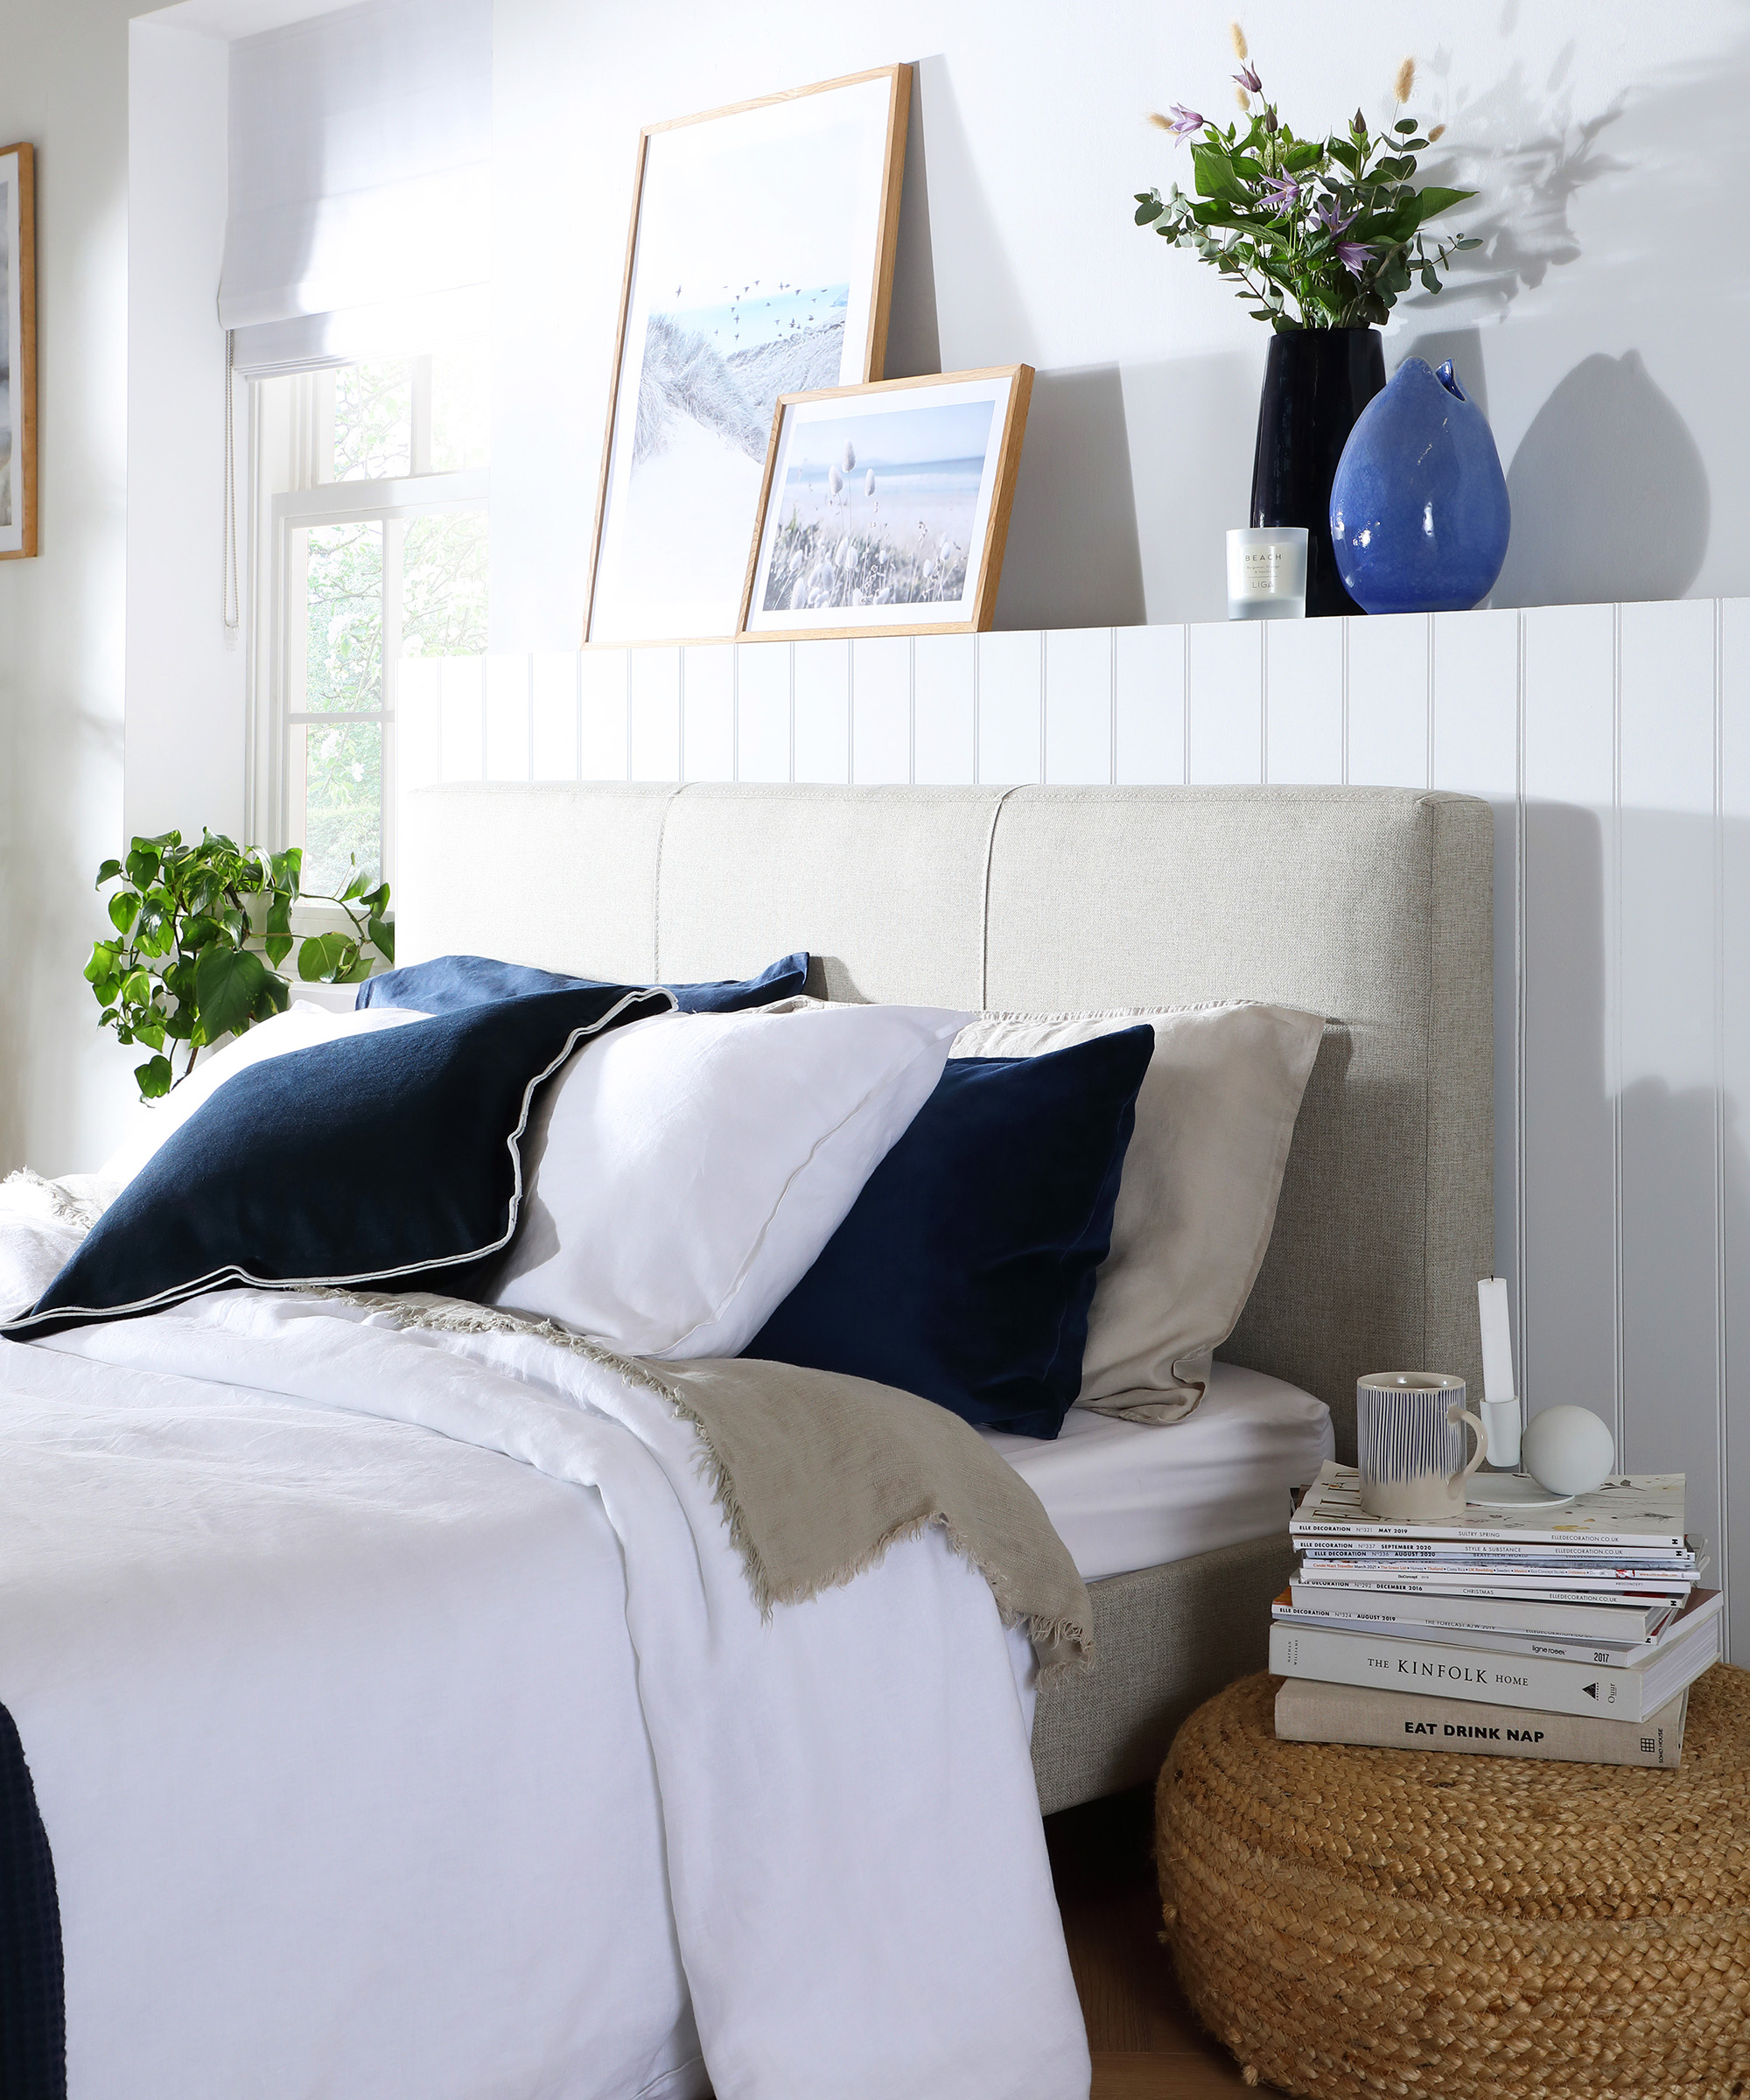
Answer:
[87, 830, 393, 1101]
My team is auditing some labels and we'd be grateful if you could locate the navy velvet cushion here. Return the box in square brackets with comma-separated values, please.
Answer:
[745, 1026, 1155, 1438]
[4, 984, 672, 1341]
[357, 950, 809, 1016]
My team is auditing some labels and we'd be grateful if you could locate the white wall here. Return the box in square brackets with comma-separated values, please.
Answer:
[125, 17, 240, 846]
[490, 0, 1746, 648]
[0, 0, 154, 1179]
[410, 599, 1750, 1668]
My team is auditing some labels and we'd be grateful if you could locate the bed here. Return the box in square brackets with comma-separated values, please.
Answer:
[394, 780, 1494, 1809]
[0, 781, 1493, 2100]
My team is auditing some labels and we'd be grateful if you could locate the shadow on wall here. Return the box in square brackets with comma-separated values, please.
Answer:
[884, 63, 941, 382]
[1516, 795, 1749, 1652]
[992, 367, 1148, 631]
[1493, 352, 1710, 606]
[889, 57, 1149, 630]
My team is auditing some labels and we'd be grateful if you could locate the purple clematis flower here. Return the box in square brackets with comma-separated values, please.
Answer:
[1257, 173, 1301, 210]
[1314, 197, 1357, 236]
[1335, 241, 1371, 278]
[1164, 103, 1206, 136]
[1233, 65, 1262, 93]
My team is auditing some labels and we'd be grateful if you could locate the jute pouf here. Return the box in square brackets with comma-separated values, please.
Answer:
[1155, 1666, 1750, 2099]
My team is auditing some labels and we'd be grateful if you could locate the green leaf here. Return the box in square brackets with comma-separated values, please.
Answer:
[93, 975, 122, 1007]
[125, 844, 161, 889]
[1394, 118, 1419, 133]
[120, 966, 154, 1009]
[193, 944, 270, 1039]
[1410, 185, 1474, 225]
[1134, 199, 1165, 226]
[251, 976, 291, 1024]
[85, 940, 120, 984]
[178, 913, 222, 952]
[135, 1054, 174, 1102]
[298, 931, 359, 984]
[342, 865, 370, 902]
[367, 914, 395, 966]
[95, 858, 122, 886]
[1189, 141, 1248, 203]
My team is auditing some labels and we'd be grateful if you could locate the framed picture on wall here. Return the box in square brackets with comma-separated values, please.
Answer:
[584, 66, 911, 648]
[0, 141, 37, 561]
[738, 366, 1033, 640]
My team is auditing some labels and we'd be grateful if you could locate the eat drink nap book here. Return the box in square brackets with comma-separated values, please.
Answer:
[1268, 1590, 1720, 1720]
[1274, 1678, 1689, 1768]
[1291, 1461, 1687, 1550]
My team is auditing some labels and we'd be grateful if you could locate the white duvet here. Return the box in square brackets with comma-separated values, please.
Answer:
[0, 1245, 1089, 2098]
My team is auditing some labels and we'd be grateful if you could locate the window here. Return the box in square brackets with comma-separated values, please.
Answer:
[249, 348, 488, 894]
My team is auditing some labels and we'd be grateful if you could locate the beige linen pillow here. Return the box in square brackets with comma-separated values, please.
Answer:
[949, 1002, 1324, 1424]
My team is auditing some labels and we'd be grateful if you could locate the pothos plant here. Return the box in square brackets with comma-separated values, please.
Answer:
[87, 831, 394, 1101]
[1134, 30, 1481, 330]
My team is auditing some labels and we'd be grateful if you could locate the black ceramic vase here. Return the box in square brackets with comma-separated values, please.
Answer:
[1250, 328, 1386, 618]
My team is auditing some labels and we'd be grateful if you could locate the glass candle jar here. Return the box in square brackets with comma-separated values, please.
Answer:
[1226, 526, 1309, 621]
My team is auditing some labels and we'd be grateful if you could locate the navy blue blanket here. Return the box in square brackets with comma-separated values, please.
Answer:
[0, 1702, 62, 2099]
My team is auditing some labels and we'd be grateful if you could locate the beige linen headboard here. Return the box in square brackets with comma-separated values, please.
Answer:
[398, 781, 1494, 1454]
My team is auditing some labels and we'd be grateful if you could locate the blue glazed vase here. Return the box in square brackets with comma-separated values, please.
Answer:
[1328, 358, 1510, 615]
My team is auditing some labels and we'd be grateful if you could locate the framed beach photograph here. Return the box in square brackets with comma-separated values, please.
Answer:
[584, 67, 910, 648]
[738, 367, 1033, 640]
[0, 142, 37, 561]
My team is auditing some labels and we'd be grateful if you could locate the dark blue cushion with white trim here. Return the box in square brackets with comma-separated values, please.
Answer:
[3, 984, 672, 1341]
[744, 1026, 1154, 1438]
[356, 951, 809, 1016]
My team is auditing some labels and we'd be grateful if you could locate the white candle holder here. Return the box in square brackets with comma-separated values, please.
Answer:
[1227, 526, 1308, 621]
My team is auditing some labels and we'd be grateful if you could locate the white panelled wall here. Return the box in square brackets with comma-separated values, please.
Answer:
[403, 598, 1750, 1667]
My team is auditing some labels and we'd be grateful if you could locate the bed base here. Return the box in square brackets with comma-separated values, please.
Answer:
[1031, 1530, 1298, 1816]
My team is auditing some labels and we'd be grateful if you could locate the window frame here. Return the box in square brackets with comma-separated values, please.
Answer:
[244, 360, 488, 894]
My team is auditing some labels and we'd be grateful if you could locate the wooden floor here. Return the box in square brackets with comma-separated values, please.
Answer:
[1046, 1787, 1287, 2099]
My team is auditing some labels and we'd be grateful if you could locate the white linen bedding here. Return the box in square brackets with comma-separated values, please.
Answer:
[983, 1362, 1335, 1584]
[0, 1286, 1089, 2100]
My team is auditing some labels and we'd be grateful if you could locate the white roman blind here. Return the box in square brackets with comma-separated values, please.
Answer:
[220, 0, 491, 377]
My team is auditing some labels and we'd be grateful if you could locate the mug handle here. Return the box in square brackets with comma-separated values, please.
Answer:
[1451, 1404, 1488, 1487]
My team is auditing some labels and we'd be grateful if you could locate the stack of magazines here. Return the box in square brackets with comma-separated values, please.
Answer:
[1270, 1462, 1722, 1767]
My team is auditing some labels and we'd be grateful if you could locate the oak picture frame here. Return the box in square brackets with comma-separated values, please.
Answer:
[583, 66, 911, 649]
[0, 141, 38, 561]
[736, 365, 1034, 642]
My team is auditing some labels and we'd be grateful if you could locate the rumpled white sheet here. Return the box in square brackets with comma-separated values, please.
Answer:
[0, 1272, 1089, 2100]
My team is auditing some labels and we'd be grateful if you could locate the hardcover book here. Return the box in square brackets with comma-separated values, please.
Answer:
[1267, 1590, 1720, 1720]
[1274, 1676, 1688, 1768]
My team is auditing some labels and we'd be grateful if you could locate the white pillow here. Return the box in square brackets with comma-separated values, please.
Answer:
[97, 1001, 430, 1192]
[490, 1002, 969, 1358]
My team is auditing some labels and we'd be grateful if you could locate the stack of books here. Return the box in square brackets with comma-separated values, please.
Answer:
[1270, 1462, 1722, 1767]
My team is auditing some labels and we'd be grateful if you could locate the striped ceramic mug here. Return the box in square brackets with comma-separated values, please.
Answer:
[1354, 1372, 1488, 1521]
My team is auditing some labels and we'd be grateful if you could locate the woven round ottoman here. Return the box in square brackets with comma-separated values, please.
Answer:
[1156, 1667, 1750, 2099]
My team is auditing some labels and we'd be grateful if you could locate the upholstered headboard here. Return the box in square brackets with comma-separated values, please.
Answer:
[398, 781, 1494, 1455]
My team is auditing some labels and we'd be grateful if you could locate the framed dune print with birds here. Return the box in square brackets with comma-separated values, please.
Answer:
[583, 67, 909, 648]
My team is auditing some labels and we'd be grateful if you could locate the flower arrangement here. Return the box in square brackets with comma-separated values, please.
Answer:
[1134, 28, 1480, 331]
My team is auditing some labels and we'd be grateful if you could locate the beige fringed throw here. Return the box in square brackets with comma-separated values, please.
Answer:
[318, 1292, 1093, 1679]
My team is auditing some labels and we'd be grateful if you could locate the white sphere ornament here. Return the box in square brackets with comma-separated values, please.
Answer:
[1522, 1405, 1616, 1498]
